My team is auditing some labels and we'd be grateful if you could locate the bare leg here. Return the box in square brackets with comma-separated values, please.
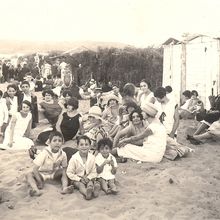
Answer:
[194, 123, 209, 135]
[193, 132, 213, 141]
[74, 181, 87, 198]
[85, 180, 94, 200]
[100, 178, 110, 194]
[32, 170, 44, 189]
[93, 180, 100, 198]
[108, 179, 118, 194]
[54, 169, 73, 194]
[26, 172, 42, 196]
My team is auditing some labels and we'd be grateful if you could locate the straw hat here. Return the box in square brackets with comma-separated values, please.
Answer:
[141, 103, 158, 117]
[88, 106, 103, 121]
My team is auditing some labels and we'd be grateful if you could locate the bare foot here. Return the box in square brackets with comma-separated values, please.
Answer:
[29, 189, 42, 197]
[93, 184, 100, 198]
[61, 185, 74, 194]
[85, 187, 93, 200]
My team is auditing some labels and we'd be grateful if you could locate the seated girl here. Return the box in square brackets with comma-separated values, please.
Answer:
[1, 100, 34, 150]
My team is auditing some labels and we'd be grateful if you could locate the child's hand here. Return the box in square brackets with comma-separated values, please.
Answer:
[81, 176, 90, 184]
[109, 158, 115, 167]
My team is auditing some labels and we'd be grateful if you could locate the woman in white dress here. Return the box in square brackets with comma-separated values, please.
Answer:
[2, 100, 34, 150]
[114, 103, 167, 163]
[137, 79, 156, 108]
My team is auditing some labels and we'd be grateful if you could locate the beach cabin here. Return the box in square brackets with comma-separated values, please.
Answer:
[163, 35, 220, 108]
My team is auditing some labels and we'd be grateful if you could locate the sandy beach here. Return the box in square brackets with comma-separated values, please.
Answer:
[0, 88, 220, 220]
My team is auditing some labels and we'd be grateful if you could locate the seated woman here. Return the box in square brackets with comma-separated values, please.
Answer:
[3, 84, 19, 118]
[39, 89, 62, 126]
[1, 100, 34, 150]
[180, 90, 205, 119]
[37, 97, 83, 145]
[190, 94, 220, 139]
[113, 108, 148, 149]
[112, 103, 167, 163]
[179, 90, 192, 119]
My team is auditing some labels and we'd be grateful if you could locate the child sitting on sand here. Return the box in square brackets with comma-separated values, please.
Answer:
[66, 135, 100, 200]
[95, 138, 118, 194]
[26, 131, 73, 196]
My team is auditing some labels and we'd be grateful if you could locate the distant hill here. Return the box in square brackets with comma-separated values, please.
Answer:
[0, 39, 133, 55]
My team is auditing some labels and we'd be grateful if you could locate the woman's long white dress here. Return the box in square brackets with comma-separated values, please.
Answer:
[117, 118, 167, 163]
[2, 112, 34, 150]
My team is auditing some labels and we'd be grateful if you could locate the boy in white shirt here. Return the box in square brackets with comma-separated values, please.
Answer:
[66, 135, 100, 200]
[95, 138, 118, 194]
[26, 131, 73, 196]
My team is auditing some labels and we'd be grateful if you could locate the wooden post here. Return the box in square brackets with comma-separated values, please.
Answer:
[180, 41, 187, 104]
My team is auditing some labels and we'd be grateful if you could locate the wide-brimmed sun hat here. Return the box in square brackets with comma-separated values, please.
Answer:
[88, 105, 103, 121]
[141, 103, 158, 117]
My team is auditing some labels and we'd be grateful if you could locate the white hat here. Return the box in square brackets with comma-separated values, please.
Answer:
[88, 106, 103, 121]
[141, 103, 158, 117]
[106, 94, 119, 104]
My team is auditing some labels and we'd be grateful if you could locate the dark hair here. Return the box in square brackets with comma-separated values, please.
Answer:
[107, 98, 119, 106]
[165, 86, 172, 93]
[47, 75, 52, 79]
[129, 109, 143, 121]
[123, 83, 136, 97]
[77, 135, 91, 145]
[191, 90, 198, 97]
[63, 90, 73, 98]
[7, 84, 17, 91]
[154, 87, 166, 99]
[42, 89, 54, 97]
[66, 97, 79, 109]
[21, 81, 30, 87]
[140, 79, 151, 89]
[97, 138, 113, 151]
[48, 131, 64, 142]
[125, 101, 139, 112]
[0, 90, 2, 97]
[182, 90, 192, 99]
[21, 100, 32, 110]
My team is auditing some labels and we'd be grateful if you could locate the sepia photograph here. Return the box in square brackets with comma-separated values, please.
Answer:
[0, 0, 220, 219]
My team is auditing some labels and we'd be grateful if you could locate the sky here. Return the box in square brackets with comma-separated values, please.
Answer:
[1, 0, 220, 47]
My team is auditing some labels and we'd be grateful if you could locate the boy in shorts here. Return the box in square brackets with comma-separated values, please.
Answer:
[26, 131, 73, 196]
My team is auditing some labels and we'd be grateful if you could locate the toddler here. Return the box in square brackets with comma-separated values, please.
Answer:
[95, 138, 118, 194]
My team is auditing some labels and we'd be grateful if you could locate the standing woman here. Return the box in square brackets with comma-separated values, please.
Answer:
[137, 79, 155, 108]
[2, 100, 34, 150]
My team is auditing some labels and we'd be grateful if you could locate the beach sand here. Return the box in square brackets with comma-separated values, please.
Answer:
[0, 87, 220, 220]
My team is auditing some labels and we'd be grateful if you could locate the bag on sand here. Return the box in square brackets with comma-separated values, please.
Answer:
[164, 136, 193, 161]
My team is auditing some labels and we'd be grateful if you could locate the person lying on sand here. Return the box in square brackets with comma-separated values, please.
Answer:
[26, 131, 73, 196]
[66, 135, 100, 200]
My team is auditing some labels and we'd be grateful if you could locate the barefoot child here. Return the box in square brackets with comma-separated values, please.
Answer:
[26, 131, 73, 196]
[66, 135, 100, 200]
[95, 138, 118, 194]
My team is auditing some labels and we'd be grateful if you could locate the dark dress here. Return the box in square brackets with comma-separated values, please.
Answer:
[60, 112, 81, 141]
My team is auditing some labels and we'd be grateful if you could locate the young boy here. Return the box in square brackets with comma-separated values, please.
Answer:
[95, 138, 118, 194]
[66, 135, 100, 200]
[26, 131, 73, 196]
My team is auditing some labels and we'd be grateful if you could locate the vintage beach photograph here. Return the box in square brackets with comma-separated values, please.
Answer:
[0, 0, 220, 219]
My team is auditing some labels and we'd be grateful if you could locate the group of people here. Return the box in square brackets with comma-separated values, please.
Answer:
[0, 74, 220, 199]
